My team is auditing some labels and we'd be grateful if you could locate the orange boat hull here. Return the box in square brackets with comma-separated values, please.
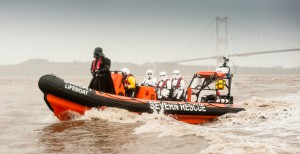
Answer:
[39, 75, 244, 125]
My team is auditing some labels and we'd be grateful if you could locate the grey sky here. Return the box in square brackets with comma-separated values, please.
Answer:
[1, 0, 300, 67]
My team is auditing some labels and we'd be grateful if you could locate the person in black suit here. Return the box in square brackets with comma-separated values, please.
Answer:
[88, 47, 115, 94]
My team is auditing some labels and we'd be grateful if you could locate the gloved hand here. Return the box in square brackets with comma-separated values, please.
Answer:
[124, 83, 128, 89]
[94, 70, 100, 76]
[98, 69, 104, 73]
[99, 66, 109, 73]
[176, 89, 183, 99]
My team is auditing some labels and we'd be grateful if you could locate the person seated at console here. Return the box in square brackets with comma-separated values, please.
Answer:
[141, 69, 157, 87]
[156, 71, 171, 100]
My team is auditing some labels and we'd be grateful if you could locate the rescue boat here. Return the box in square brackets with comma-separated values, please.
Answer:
[38, 57, 244, 124]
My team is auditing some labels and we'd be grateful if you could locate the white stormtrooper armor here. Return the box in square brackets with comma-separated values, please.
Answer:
[156, 71, 171, 100]
[141, 70, 157, 87]
[171, 70, 185, 100]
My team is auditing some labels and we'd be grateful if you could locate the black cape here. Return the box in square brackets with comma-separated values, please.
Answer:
[88, 57, 115, 94]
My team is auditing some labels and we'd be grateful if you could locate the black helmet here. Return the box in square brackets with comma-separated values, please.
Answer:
[94, 47, 105, 58]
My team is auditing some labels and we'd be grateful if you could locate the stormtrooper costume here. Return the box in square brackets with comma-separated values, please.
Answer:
[141, 70, 157, 87]
[156, 72, 171, 100]
[171, 70, 185, 100]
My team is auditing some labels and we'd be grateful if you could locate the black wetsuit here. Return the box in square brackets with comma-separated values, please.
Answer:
[88, 57, 115, 94]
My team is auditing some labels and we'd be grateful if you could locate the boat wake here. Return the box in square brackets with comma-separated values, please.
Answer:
[210, 94, 299, 127]
[79, 107, 175, 124]
[75, 93, 298, 126]
[66, 93, 300, 153]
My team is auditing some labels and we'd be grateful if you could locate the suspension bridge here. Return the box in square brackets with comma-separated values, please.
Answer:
[168, 17, 300, 64]
[171, 48, 300, 63]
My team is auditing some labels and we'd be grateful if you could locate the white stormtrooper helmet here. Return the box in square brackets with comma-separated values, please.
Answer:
[159, 71, 167, 81]
[121, 67, 130, 76]
[173, 70, 180, 80]
[146, 70, 153, 79]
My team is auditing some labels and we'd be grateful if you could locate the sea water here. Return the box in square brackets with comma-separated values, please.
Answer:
[0, 75, 299, 153]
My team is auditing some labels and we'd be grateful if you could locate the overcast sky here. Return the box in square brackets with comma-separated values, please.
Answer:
[1, 0, 300, 68]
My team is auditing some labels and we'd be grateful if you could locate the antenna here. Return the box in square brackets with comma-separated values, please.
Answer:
[216, 17, 228, 66]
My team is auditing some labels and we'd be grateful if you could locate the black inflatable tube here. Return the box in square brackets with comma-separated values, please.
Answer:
[38, 74, 244, 116]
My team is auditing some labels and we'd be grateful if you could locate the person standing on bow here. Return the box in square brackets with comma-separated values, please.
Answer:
[156, 71, 172, 100]
[88, 47, 115, 94]
[171, 70, 185, 101]
[121, 68, 136, 97]
[141, 69, 157, 87]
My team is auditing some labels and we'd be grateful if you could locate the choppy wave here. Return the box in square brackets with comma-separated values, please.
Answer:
[81, 107, 176, 124]
[4, 76, 298, 153]
[198, 94, 300, 153]
[73, 93, 300, 153]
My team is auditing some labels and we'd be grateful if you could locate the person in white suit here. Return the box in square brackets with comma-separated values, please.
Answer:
[156, 71, 172, 100]
[171, 70, 185, 101]
[141, 70, 157, 87]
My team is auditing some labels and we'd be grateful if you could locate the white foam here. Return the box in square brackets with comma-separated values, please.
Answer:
[43, 92, 299, 153]
[198, 94, 300, 153]
[199, 141, 277, 154]
[134, 119, 201, 137]
[81, 107, 141, 123]
[80, 107, 205, 137]
[210, 94, 300, 127]
[133, 93, 300, 153]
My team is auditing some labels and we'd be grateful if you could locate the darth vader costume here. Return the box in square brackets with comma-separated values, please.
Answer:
[88, 47, 115, 94]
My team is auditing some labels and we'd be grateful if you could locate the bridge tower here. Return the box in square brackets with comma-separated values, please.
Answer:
[216, 17, 228, 66]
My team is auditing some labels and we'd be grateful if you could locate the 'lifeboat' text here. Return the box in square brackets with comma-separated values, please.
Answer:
[64, 80, 91, 95]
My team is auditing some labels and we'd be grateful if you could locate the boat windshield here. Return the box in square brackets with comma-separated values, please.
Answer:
[190, 77, 202, 94]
